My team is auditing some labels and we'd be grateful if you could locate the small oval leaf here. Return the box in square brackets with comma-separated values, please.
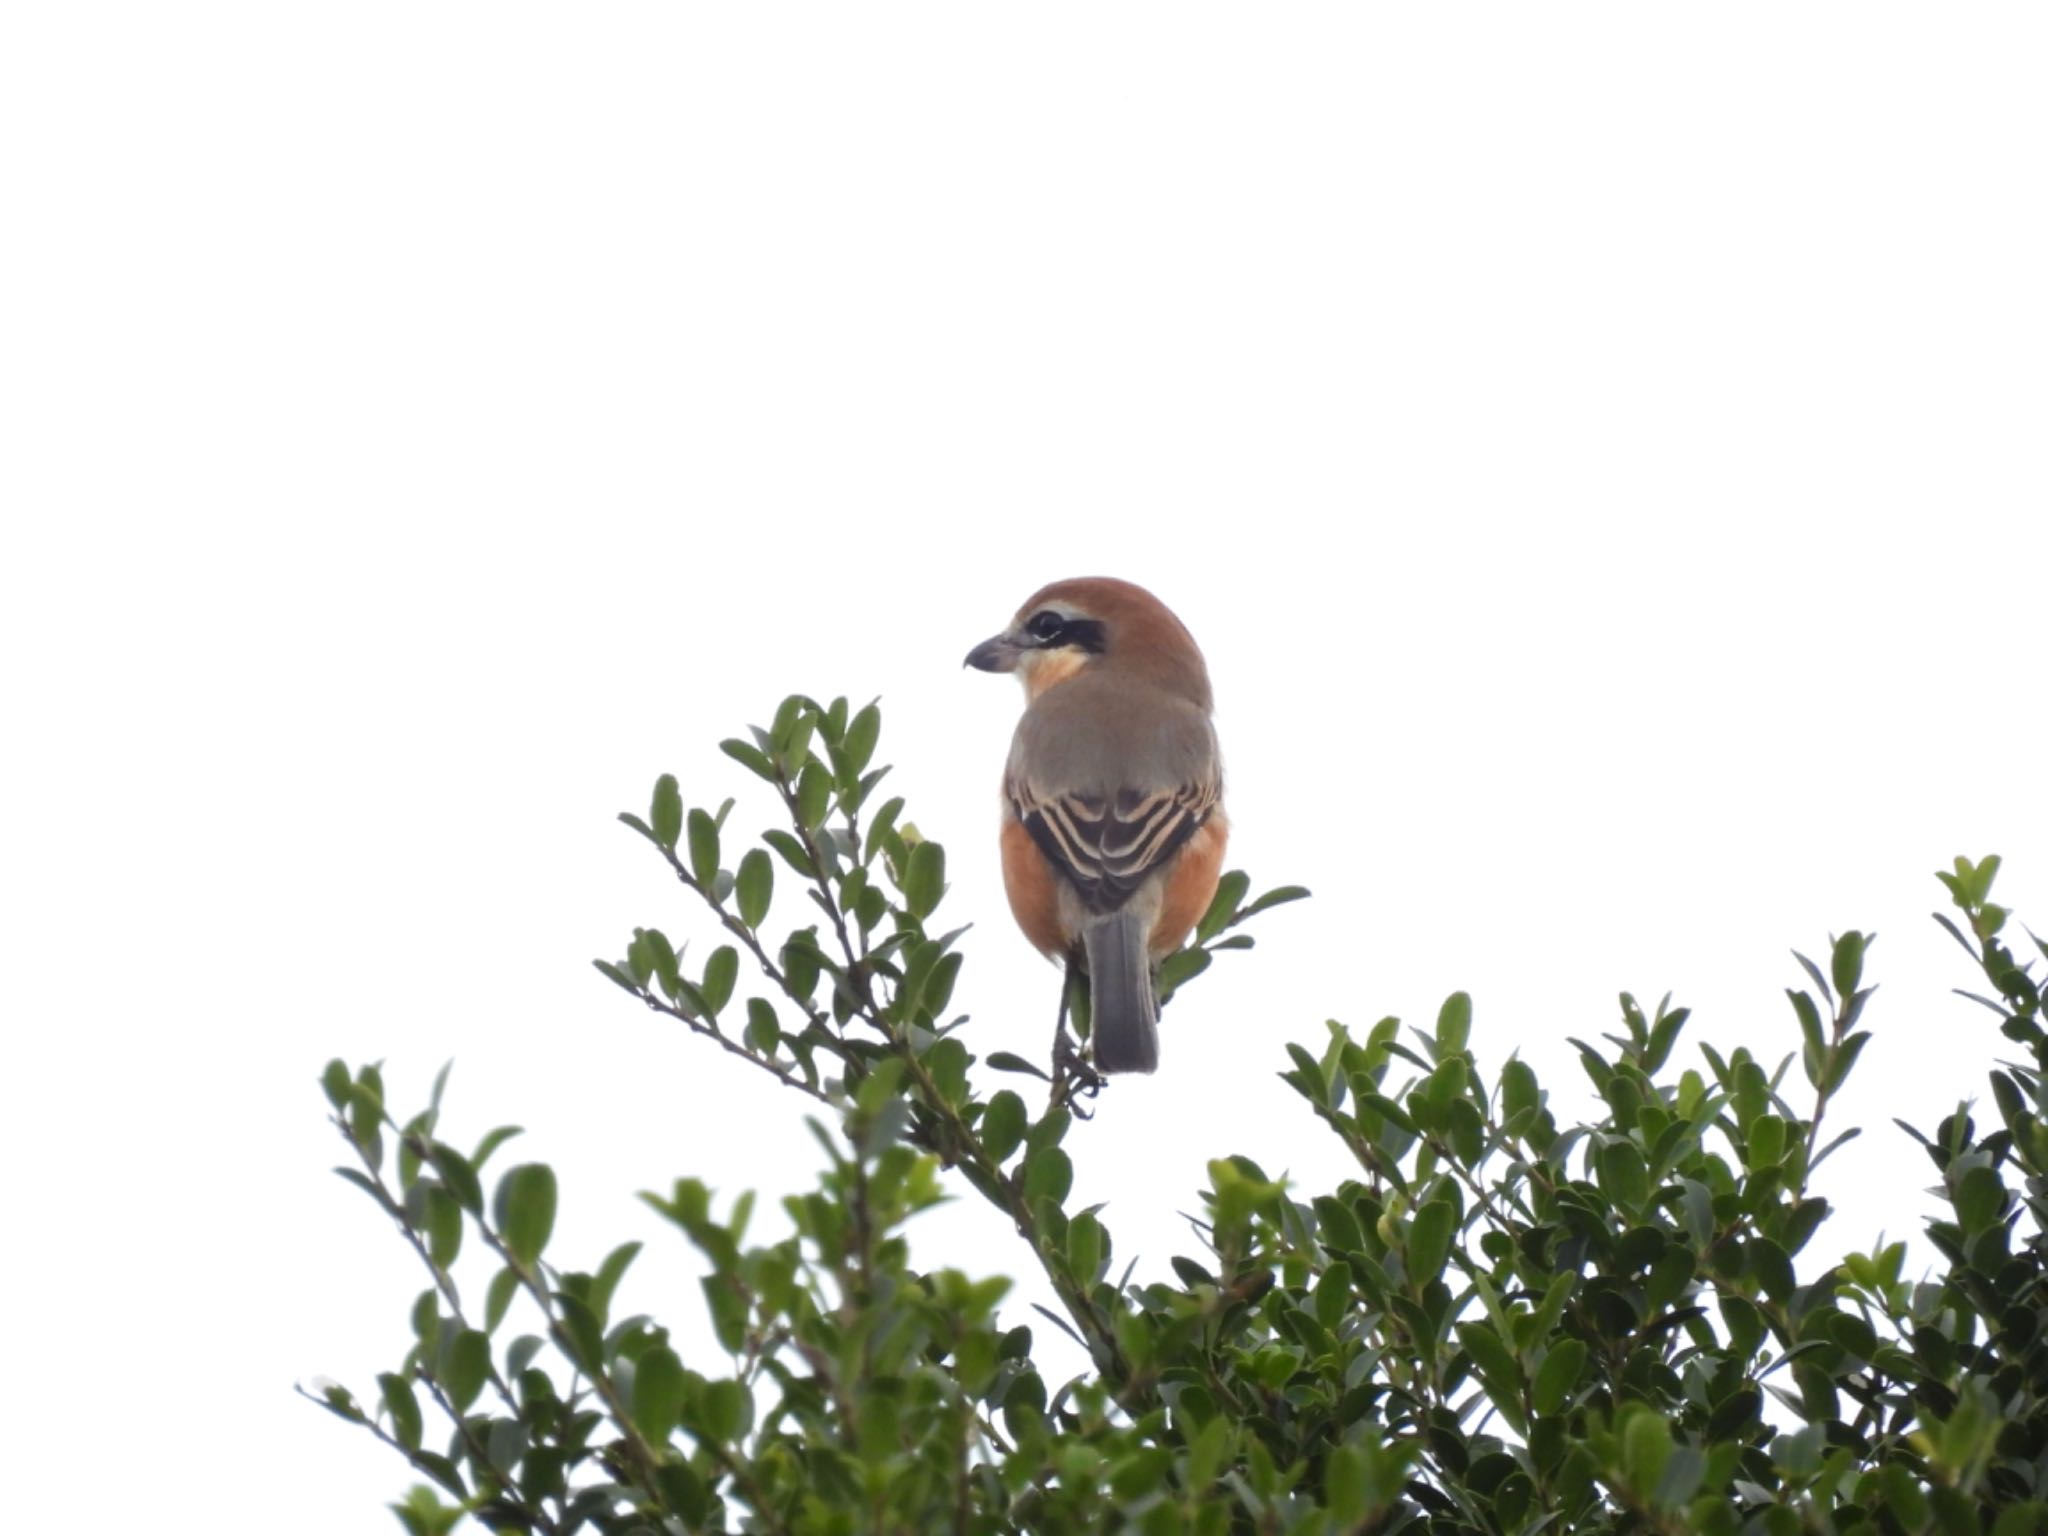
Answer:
[736, 850, 774, 929]
[494, 1163, 558, 1268]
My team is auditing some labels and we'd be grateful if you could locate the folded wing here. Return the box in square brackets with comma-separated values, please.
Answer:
[1010, 776, 1219, 915]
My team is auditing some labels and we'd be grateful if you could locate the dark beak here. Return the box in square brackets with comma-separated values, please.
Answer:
[964, 633, 1021, 672]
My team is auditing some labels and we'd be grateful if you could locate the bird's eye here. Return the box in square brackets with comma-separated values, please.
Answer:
[1025, 610, 1067, 643]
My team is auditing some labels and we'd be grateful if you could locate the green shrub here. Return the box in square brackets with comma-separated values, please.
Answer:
[310, 696, 2047, 1535]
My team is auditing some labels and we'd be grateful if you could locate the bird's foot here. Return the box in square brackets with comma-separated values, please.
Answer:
[1052, 1030, 1105, 1115]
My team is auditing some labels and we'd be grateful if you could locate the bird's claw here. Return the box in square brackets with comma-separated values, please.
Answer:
[1051, 1029, 1105, 1114]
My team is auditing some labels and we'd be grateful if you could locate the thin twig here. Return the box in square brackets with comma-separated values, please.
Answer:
[635, 991, 834, 1105]
[296, 1383, 562, 1531]
[649, 839, 832, 1037]
[777, 771, 863, 981]
[330, 1115, 528, 1427]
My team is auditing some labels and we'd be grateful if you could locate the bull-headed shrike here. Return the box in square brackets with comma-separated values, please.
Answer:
[966, 577, 1226, 1074]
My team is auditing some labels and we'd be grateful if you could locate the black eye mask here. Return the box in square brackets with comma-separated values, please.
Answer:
[1024, 611, 1107, 654]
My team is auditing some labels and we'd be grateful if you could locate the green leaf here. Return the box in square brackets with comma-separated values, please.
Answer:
[442, 1328, 490, 1412]
[1236, 884, 1311, 922]
[650, 774, 682, 850]
[1719, 1294, 1764, 1357]
[923, 1036, 971, 1104]
[1456, 1320, 1522, 1407]
[700, 946, 739, 1016]
[735, 849, 774, 929]
[1532, 1338, 1586, 1414]
[1707, 1384, 1762, 1440]
[902, 839, 946, 921]
[1930, 1486, 1977, 1536]
[1435, 992, 1472, 1056]
[780, 932, 822, 1001]
[1643, 1001, 1689, 1072]
[637, 927, 681, 997]
[795, 763, 832, 830]
[1027, 1108, 1072, 1153]
[1832, 930, 1867, 997]
[428, 1143, 483, 1215]
[1314, 1195, 1364, 1254]
[1284, 1042, 1328, 1106]
[1791, 950, 1833, 1008]
[411, 1289, 439, 1347]
[761, 828, 816, 878]
[555, 1291, 605, 1372]
[863, 796, 905, 859]
[407, 1455, 467, 1504]
[699, 1379, 750, 1444]
[720, 737, 778, 782]
[843, 702, 881, 776]
[395, 1118, 427, 1196]
[593, 958, 640, 996]
[1970, 854, 2002, 904]
[1501, 1058, 1541, 1126]
[1314, 1262, 1354, 1330]
[1195, 870, 1251, 943]
[472, 1125, 522, 1170]
[1825, 1031, 1871, 1095]
[378, 1372, 423, 1451]
[1068, 1211, 1105, 1283]
[484, 1266, 519, 1333]
[1828, 1310, 1878, 1359]
[854, 881, 889, 937]
[1172, 1256, 1216, 1289]
[744, 998, 780, 1055]
[391, 1485, 463, 1536]
[769, 695, 813, 771]
[1186, 1415, 1232, 1492]
[1654, 1444, 1706, 1508]
[687, 807, 720, 887]
[311, 1383, 365, 1424]
[1156, 946, 1211, 998]
[1596, 1138, 1651, 1211]
[982, 1090, 1028, 1165]
[494, 1163, 558, 1268]
[1109, 1446, 1173, 1501]
[347, 1081, 385, 1166]
[505, 1335, 545, 1380]
[425, 1186, 462, 1268]
[1955, 1165, 2005, 1233]
[1406, 1195, 1456, 1287]
[1621, 1408, 1674, 1501]
[1879, 1465, 1929, 1527]
[1024, 1146, 1073, 1207]
[593, 1240, 642, 1321]
[1326, 1443, 1368, 1524]
[321, 1059, 352, 1111]
[697, 1268, 748, 1354]
[810, 693, 843, 746]
[986, 1052, 1051, 1082]
[634, 1344, 687, 1444]
[1747, 1113, 1787, 1170]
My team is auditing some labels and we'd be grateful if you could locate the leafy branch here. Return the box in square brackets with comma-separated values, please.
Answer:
[308, 690, 2047, 1536]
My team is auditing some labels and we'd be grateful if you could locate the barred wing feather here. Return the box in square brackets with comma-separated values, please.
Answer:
[1011, 778, 1218, 914]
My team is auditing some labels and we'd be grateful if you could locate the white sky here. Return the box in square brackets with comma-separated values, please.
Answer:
[5, 6, 2045, 1529]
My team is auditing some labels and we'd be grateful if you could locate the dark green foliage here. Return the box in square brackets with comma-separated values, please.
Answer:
[312, 701, 2045, 1536]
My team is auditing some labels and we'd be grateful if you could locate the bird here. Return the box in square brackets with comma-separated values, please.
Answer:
[964, 577, 1227, 1074]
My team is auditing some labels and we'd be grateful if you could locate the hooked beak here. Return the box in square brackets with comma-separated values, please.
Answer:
[964, 632, 1023, 673]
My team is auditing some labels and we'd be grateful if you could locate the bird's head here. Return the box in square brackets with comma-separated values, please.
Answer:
[964, 576, 1212, 708]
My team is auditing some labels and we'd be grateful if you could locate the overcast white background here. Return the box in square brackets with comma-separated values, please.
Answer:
[4, 5, 2044, 1529]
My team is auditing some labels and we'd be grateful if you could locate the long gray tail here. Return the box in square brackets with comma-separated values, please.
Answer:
[1082, 909, 1159, 1074]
